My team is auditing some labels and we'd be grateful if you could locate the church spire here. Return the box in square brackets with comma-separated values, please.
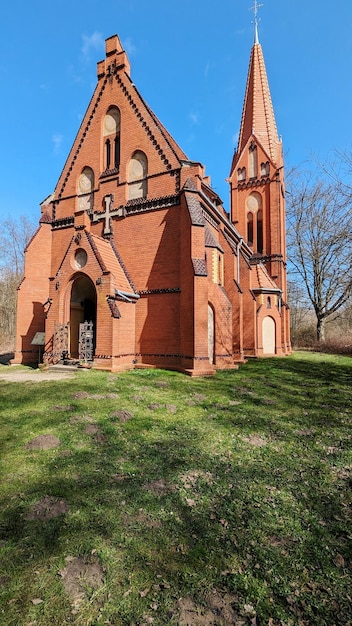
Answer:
[235, 4, 281, 165]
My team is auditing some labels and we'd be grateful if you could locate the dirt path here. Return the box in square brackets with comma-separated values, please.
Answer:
[0, 349, 79, 383]
[0, 368, 76, 383]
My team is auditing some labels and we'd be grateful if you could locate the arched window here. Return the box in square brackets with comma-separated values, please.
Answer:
[246, 192, 263, 252]
[103, 107, 120, 172]
[78, 166, 94, 213]
[260, 161, 270, 177]
[128, 151, 148, 200]
[238, 167, 246, 182]
[267, 296, 272, 309]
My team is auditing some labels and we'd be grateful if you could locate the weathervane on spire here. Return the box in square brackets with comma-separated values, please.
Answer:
[250, 0, 263, 44]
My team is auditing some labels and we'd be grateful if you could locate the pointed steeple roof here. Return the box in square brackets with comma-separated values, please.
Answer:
[236, 38, 281, 164]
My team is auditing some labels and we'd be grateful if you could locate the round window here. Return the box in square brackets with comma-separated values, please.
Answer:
[74, 248, 87, 269]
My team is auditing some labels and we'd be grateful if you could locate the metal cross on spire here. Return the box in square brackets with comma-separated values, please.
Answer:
[250, 0, 263, 44]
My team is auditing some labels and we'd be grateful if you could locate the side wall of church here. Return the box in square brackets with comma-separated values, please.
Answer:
[222, 239, 245, 362]
[240, 262, 258, 356]
[12, 223, 52, 364]
[179, 200, 197, 371]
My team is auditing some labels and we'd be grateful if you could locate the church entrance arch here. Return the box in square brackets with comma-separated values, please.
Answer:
[69, 275, 97, 359]
[262, 316, 275, 355]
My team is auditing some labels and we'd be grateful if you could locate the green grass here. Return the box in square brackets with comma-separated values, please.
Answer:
[0, 352, 351, 625]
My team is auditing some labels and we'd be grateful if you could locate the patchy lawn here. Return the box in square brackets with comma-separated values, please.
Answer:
[0, 352, 351, 625]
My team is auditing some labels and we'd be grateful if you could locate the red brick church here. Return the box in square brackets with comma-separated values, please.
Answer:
[12, 26, 291, 375]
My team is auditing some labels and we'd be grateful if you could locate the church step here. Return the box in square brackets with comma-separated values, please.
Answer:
[48, 363, 86, 373]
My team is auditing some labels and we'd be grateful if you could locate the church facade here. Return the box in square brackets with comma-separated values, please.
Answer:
[12, 31, 291, 375]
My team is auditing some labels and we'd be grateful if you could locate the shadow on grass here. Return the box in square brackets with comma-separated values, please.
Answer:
[0, 356, 351, 624]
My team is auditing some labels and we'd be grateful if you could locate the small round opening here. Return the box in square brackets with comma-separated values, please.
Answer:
[74, 248, 87, 269]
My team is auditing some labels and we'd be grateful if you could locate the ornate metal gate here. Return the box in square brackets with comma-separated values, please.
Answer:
[53, 322, 69, 363]
[79, 322, 94, 362]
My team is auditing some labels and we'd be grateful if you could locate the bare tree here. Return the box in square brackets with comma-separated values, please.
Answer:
[286, 171, 352, 341]
[0, 215, 36, 344]
[320, 148, 352, 198]
[0, 216, 35, 275]
[0, 269, 21, 337]
[287, 280, 314, 344]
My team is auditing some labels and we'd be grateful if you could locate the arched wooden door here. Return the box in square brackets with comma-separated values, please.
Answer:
[262, 316, 275, 354]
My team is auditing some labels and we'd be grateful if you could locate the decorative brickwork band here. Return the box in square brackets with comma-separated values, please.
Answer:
[52, 217, 75, 230]
[138, 288, 181, 296]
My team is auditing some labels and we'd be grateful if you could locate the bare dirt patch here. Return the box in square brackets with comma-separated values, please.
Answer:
[94, 432, 107, 444]
[84, 424, 99, 435]
[123, 509, 162, 529]
[188, 393, 206, 406]
[52, 404, 75, 411]
[179, 470, 214, 490]
[26, 495, 70, 520]
[177, 591, 238, 625]
[25, 434, 60, 450]
[69, 414, 94, 425]
[242, 434, 267, 447]
[143, 478, 173, 496]
[82, 424, 107, 444]
[73, 391, 120, 400]
[111, 409, 133, 422]
[59, 555, 104, 609]
[269, 535, 295, 549]
[148, 403, 161, 410]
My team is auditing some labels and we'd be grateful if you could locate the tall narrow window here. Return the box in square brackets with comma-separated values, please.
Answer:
[208, 304, 215, 365]
[249, 143, 257, 179]
[103, 106, 120, 172]
[218, 254, 224, 286]
[128, 151, 148, 200]
[105, 139, 111, 170]
[246, 192, 263, 252]
[257, 209, 263, 253]
[114, 136, 120, 169]
[78, 167, 94, 213]
[247, 212, 253, 246]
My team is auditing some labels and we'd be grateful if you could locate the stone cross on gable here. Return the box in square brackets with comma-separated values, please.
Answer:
[92, 194, 125, 235]
[103, 194, 113, 234]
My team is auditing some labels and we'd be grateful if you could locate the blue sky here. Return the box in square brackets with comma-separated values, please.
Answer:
[1, 0, 351, 222]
